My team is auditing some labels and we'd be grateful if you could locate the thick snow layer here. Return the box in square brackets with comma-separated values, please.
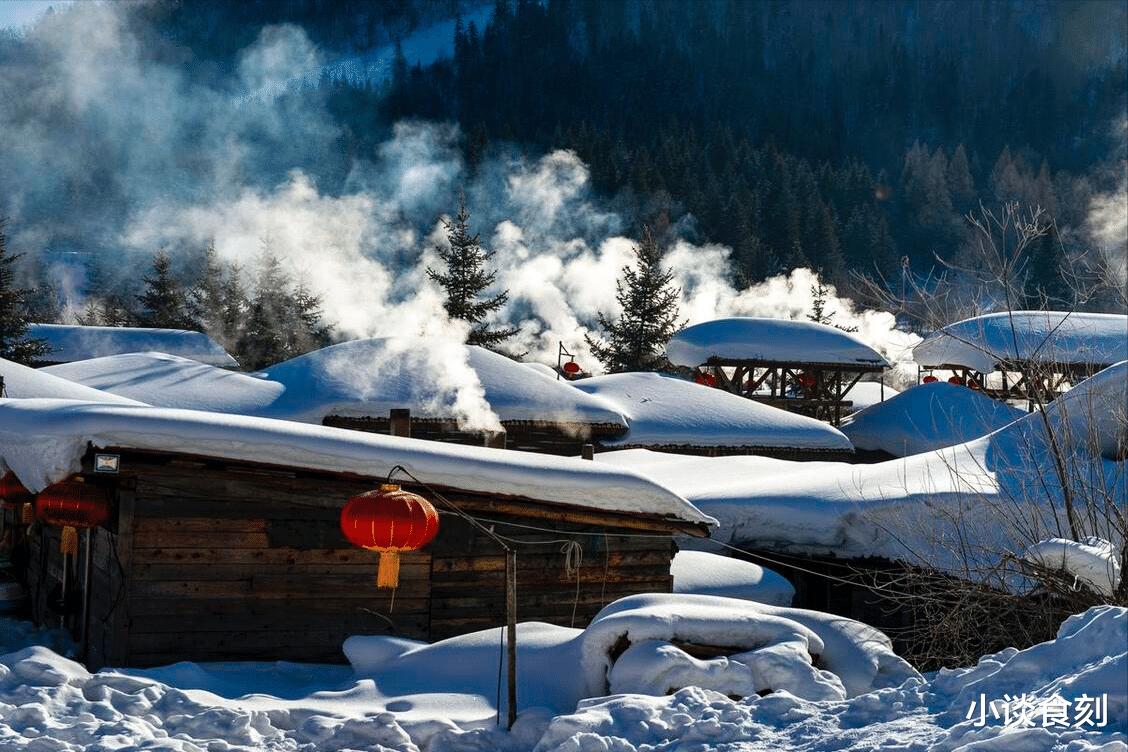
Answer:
[671, 550, 795, 606]
[572, 372, 853, 450]
[667, 317, 890, 368]
[0, 356, 143, 404]
[0, 398, 713, 527]
[913, 311, 1128, 372]
[0, 600, 1123, 750]
[599, 363, 1128, 573]
[258, 337, 627, 431]
[840, 381, 1025, 456]
[1023, 537, 1122, 597]
[27, 323, 239, 367]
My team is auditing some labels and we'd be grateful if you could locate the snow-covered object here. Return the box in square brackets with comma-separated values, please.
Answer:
[671, 550, 795, 606]
[579, 594, 918, 701]
[0, 605, 1123, 752]
[43, 352, 285, 414]
[913, 311, 1128, 372]
[572, 372, 853, 450]
[599, 362, 1128, 573]
[0, 356, 144, 404]
[667, 318, 889, 368]
[0, 398, 713, 528]
[258, 337, 627, 430]
[1023, 537, 1122, 597]
[27, 323, 239, 367]
[840, 381, 1024, 456]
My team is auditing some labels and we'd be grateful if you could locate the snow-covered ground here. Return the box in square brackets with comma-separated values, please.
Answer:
[0, 598, 1122, 751]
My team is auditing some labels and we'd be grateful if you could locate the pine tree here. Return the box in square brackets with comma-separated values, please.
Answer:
[585, 227, 684, 373]
[426, 192, 516, 349]
[136, 251, 200, 330]
[0, 220, 52, 364]
[808, 269, 858, 332]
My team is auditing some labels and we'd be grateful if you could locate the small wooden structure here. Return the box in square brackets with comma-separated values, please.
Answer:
[1, 405, 709, 669]
[913, 311, 1128, 410]
[667, 319, 889, 426]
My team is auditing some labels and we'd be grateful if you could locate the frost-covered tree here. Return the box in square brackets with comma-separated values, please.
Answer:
[586, 226, 684, 373]
[427, 192, 516, 349]
[0, 220, 51, 364]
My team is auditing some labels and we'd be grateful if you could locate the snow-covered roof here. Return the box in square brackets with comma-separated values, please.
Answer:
[598, 361, 1127, 570]
[0, 399, 713, 529]
[258, 337, 628, 429]
[912, 311, 1128, 372]
[840, 381, 1024, 456]
[667, 318, 890, 368]
[0, 357, 144, 405]
[572, 372, 853, 450]
[27, 324, 239, 368]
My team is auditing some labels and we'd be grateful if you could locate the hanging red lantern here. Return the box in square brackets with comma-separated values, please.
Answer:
[948, 375, 965, 386]
[694, 371, 717, 387]
[967, 380, 981, 390]
[1, 472, 33, 509]
[35, 480, 113, 556]
[798, 372, 816, 388]
[340, 484, 440, 589]
[922, 375, 938, 383]
[562, 360, 581, 375]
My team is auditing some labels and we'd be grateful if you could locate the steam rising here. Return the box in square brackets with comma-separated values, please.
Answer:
[4, 3, 925, 405]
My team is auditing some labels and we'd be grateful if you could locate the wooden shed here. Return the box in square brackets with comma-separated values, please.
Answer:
[667, 318, 889, 426]
[912, 311, 1128, 410]
[0, 400, 711, 670]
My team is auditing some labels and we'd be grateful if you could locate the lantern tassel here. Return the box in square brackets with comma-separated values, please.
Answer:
[20, 502, 34, 525]
[376, 550, 400, 589]
[60, 525, 79, 557]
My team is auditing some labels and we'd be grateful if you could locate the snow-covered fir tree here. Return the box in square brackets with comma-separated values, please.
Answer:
[427, 193, 516, 349]
[586, 226, 684, 373]
[135, 251, 201, 330]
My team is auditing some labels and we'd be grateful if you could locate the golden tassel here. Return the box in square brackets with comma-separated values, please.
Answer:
[376, 550, 400, 589]
[60, 525, 78, 556]
[20, 502, 34, 525]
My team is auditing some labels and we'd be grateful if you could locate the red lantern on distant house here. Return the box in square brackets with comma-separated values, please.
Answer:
[562, 360, 581, 375]
[948, 375, 965, 386]
[0, 472, 33, 509]
[340, 484, 440, 589]
[694, 371, 717, 387]
[798, 372, 816, 388]
[35, 479, 113, 556]
[922, 375, 938, 384]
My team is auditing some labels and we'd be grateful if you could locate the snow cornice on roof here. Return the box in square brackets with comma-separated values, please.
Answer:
[0, 399, 715, 532]
[668, 318, 890, 369]
[28, 324, 239, 368]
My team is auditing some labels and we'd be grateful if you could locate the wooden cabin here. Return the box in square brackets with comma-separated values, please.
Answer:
[913, 311, 1128, 410]
[667, 318, 889, 426]
[0, 401, 711, 670]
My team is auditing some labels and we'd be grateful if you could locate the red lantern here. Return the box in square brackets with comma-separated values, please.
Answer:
[948, 375, 965, 386]
[340, 484, 440, 589]
[922, 375, 938, 383]
[1, 471, 33, 509]
[798, 372, 816, 388]
[562, 361, 581, 375]
[35, 480, 113, 556]
[694, 371, 717, 387]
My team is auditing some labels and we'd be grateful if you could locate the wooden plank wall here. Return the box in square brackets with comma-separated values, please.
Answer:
[99, 459, 431, 668]
[428, 516, 674, 639]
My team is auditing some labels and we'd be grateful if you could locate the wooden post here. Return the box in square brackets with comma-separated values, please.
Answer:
[390, 409, 411, 438]
[506, 549, 517, 729]
[581, 444, 594, 460]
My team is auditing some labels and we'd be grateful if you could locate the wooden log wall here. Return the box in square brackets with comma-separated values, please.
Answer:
[18, 449, 683, 669]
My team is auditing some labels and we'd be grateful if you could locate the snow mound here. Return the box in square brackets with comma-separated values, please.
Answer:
[27, 323, 239, 367]
[0, 356, 144, 404]
[43, 352, 283, 413]
[840, 381, 1024, 456]
[844, 380, 899, 413]
[573, 372, 853, 450]
[259, 337, 627, 431]
[671, 551, 795, 606]
[913, 311, 1128, 372]
[1023, 537, 1122, 597]
[668, 318, 889, 368]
